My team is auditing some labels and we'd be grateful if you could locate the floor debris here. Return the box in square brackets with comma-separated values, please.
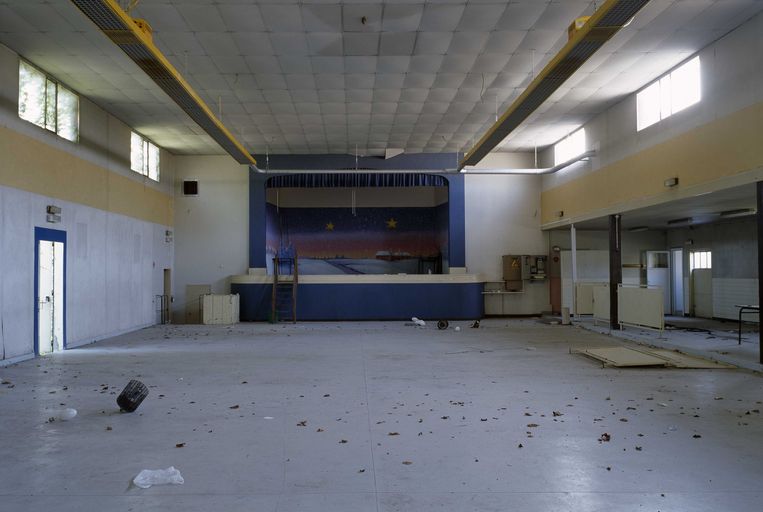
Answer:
[132, 467, 184, 489]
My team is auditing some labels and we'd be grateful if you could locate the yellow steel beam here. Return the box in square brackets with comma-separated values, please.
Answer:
[460, 0, 651, 169]
[70, 0, 257, 166]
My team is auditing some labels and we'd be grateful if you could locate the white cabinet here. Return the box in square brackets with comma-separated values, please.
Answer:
[202, 294, 240, 325]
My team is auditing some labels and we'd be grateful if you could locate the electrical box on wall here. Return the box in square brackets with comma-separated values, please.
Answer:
[524, 255, 547, 280]
[502, 255, 522, 281]
[502, 255, 547, 291]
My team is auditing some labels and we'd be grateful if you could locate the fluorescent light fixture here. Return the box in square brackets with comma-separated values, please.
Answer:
[664, 177, 678, 188]
[628, 226, 649, 232]
[719, 208, 756, 219]
[667, 217, 692, 226]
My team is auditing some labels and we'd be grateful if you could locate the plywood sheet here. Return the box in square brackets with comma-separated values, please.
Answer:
[618, 286, 664, 330]
[574, 347, 668, 367]
[649, 349, 734, 369]
[574, 346, 735, 369]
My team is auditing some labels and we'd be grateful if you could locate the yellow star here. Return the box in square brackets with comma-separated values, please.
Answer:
[385, 218, 397, 229]
[325, 222, 335, 231]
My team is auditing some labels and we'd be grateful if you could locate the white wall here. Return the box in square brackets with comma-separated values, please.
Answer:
[666, 218, 758, 320]
[0, 185, 172, 362]
[542, 10, 763, 192]
[0, 43, 174, 363]
[172, 155, 249, 321]
[464, 174, 549, 314]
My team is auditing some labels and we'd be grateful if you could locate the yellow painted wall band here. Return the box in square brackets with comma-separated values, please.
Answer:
[541, 102, 763, 225]
[0, 124, 173, 226]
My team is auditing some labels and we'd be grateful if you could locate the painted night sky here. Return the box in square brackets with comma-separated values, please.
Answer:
[266, 203, 449, 274]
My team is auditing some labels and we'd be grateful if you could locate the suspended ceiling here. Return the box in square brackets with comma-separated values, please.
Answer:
[0, 0, 761, 157]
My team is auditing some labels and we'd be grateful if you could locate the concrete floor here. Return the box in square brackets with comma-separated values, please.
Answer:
[1, 319, 762, 511]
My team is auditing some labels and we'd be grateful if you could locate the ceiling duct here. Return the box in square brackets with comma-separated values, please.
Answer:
[69, 0, 257, 166]
[460, 0, 651, 169]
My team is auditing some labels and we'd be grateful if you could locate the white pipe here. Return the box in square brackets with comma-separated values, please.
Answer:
[461, 150, 595, 175]
[249, 150, 595, 175]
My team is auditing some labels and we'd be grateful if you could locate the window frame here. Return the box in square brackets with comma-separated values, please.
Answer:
[689, 250, 712, 272]
[636, 56, 701, 132]
[553, 127, 586, 166]
[18, 60, 79, 143]
[130, 131, 161, 182]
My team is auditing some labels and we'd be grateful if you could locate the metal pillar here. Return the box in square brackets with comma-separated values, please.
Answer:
[571, 224, 577, 318]
[757, 183, 763, 364]
[609, 214, 622, 330]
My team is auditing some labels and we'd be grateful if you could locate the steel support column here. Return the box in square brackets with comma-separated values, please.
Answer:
[757, 183, 763, 364]
[609, 214, 622, 330]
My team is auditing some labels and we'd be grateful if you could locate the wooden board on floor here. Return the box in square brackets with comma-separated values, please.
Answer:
[573, 346, 735, 369]
[648, 349, 735, 369]
[573, 347, 668, 367]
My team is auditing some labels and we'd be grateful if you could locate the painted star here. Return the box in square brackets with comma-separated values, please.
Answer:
[325, 222, 335, 231]
[385, 218, 397, 229]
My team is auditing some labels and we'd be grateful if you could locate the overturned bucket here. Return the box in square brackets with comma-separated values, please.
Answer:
[117, 379, 149, 413]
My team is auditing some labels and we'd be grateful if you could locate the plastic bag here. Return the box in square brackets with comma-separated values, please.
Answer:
[411, 317, 426, 327]
[133, 466, 184, 489]
[48, 408, 77, 422]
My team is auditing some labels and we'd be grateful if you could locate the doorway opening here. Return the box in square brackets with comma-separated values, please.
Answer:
[34, 227, 66, 355]
[645, 251, 670, 314]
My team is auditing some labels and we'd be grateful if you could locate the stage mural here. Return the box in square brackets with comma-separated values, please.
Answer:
[266, 203, 449, 275]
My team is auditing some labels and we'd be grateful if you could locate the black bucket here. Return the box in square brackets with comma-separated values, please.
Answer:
[117, 380, 149, 413]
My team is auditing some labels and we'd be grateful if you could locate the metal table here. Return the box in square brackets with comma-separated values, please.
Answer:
[735, 304, 759, 344]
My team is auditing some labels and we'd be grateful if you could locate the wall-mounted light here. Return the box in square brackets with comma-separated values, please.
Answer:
[165, 229, 173, 243]
[555, 210, 564, 218]
[667, 217, 692, 226]
[46, 205, 61, 214]
[664, 177, 679, 188]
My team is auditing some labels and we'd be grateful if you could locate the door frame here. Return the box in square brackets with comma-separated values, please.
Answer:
[34, 227, 67, 355]
[670, 247, 684, 315]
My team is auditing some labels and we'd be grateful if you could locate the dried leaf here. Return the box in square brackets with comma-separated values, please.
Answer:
[527, 423, 539, 428]
[388, 432, 400, 436]
[297, 420, 307, 427]
[175, 443, 186, 448]
[402, 460, 413, 465]
[229, 405, 239, 409]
